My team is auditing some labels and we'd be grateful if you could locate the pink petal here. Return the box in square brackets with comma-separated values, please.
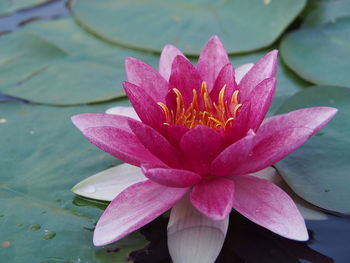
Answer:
[250, 167, 328, 221]
[163, 125, 189, 146]
[93, 180, 188, 246]
[190, 177, 235, 220]
[105, 106, 140, 121]
[180, 125, 226, 175]
[231, 174, 308, 241]
[128, 119, 184, 168]
[244, 77, 276, 131]
[168, 55, 203, 107]
[233, 107, 338, 174]
[196, 36, 230, 91]
[235, 63, 254, 84]
[159, 45, 185, 81]
[141, 166, 202, 188]
[82, 126, 164, 167]
[168, 195, 228, 263]
[211, 130, 255, 176]
[71, 113, 131, 133]
[239, 50, 278, 101]
[72, 164, 147, 201]
[125, 57, 168, 102]
[123, 81, 164, 131]
[210, 63, 236, 103]
[225, 102, 252, 143]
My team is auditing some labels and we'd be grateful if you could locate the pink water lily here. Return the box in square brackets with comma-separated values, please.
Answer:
[72, 36, 337, 262]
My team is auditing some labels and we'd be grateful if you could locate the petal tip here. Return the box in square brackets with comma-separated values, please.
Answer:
[285, 226, 309, 242]
[70, 113, 89, 131]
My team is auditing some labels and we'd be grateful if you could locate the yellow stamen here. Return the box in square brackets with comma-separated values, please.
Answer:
[231, 90, 239, 105]
[158, 81, 242, 131]
[218, 84, 226, 109]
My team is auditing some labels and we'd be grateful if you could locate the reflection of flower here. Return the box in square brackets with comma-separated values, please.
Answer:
[72, 36, 337, 263]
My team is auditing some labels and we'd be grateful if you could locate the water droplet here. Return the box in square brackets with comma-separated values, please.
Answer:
[42, 230, 56, 240]
[30, 130, 35, 135]
[83, 185, 96, 194]
[30, 224, 41, 231]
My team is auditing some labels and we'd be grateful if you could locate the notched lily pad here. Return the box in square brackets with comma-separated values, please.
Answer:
[0, 18, 160, 105]
[72, 0, 306, 55]
[275, 86, 350, 215]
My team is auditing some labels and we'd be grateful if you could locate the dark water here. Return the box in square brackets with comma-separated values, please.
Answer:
[131, 211, 350, 263]
[0, 0, 69, 33]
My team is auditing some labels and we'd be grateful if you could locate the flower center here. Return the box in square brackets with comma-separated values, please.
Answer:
[158, 81, 242, 130]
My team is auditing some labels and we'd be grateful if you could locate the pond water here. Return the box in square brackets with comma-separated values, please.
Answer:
[0, 0, 69, 33]
[129, 211, 350, 263]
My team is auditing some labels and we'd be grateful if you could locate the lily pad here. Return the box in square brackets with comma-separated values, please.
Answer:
[1, 55, 125, 105]
[0, 0, 47, 15]
[230, 50, 309, 115]
[22, 18, 123, 56]
[280, 17, 350, 88]
[275, 86, 350, 215]
[22, 18, 160, 66]
[0, 18, 161, 105]
[0, 99, 149, 262]
[72, 0, 306, 55]
[302, 0, 350, 27]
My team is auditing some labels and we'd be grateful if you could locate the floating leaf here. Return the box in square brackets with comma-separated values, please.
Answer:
[72, 0, 306, 55]
[0, 18, 159, 105]
[275, 86, 350, 215]
[302, 0, 350, 27]
[280, 18, 350, 88]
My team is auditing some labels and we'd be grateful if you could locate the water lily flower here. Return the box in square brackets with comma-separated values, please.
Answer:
[72, 36, 337, 263]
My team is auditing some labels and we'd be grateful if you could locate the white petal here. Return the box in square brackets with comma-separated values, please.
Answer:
[250, 167, 328, 221]
[105, 106, 140, 120]
[168, 195, 229, 263]
[235, 63, 254, 84]
[72, 163, 147, 201]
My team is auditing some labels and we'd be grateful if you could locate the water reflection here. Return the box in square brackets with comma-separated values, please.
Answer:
[130, 211, 341, 263]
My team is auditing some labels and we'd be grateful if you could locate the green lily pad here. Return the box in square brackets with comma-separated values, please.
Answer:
[280, 18, 350, 88]
[72, 0, 306, 55]
[0, 0, 47, 15]
[275, 86, 350, 215]
[0, 21, 158, 105]
[230, 50, 309, 115]
[302, 0, 350, 27]
[0, 99, 149, 262]
[23, 18, 124, 57]
[1, 55, 125, 105]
